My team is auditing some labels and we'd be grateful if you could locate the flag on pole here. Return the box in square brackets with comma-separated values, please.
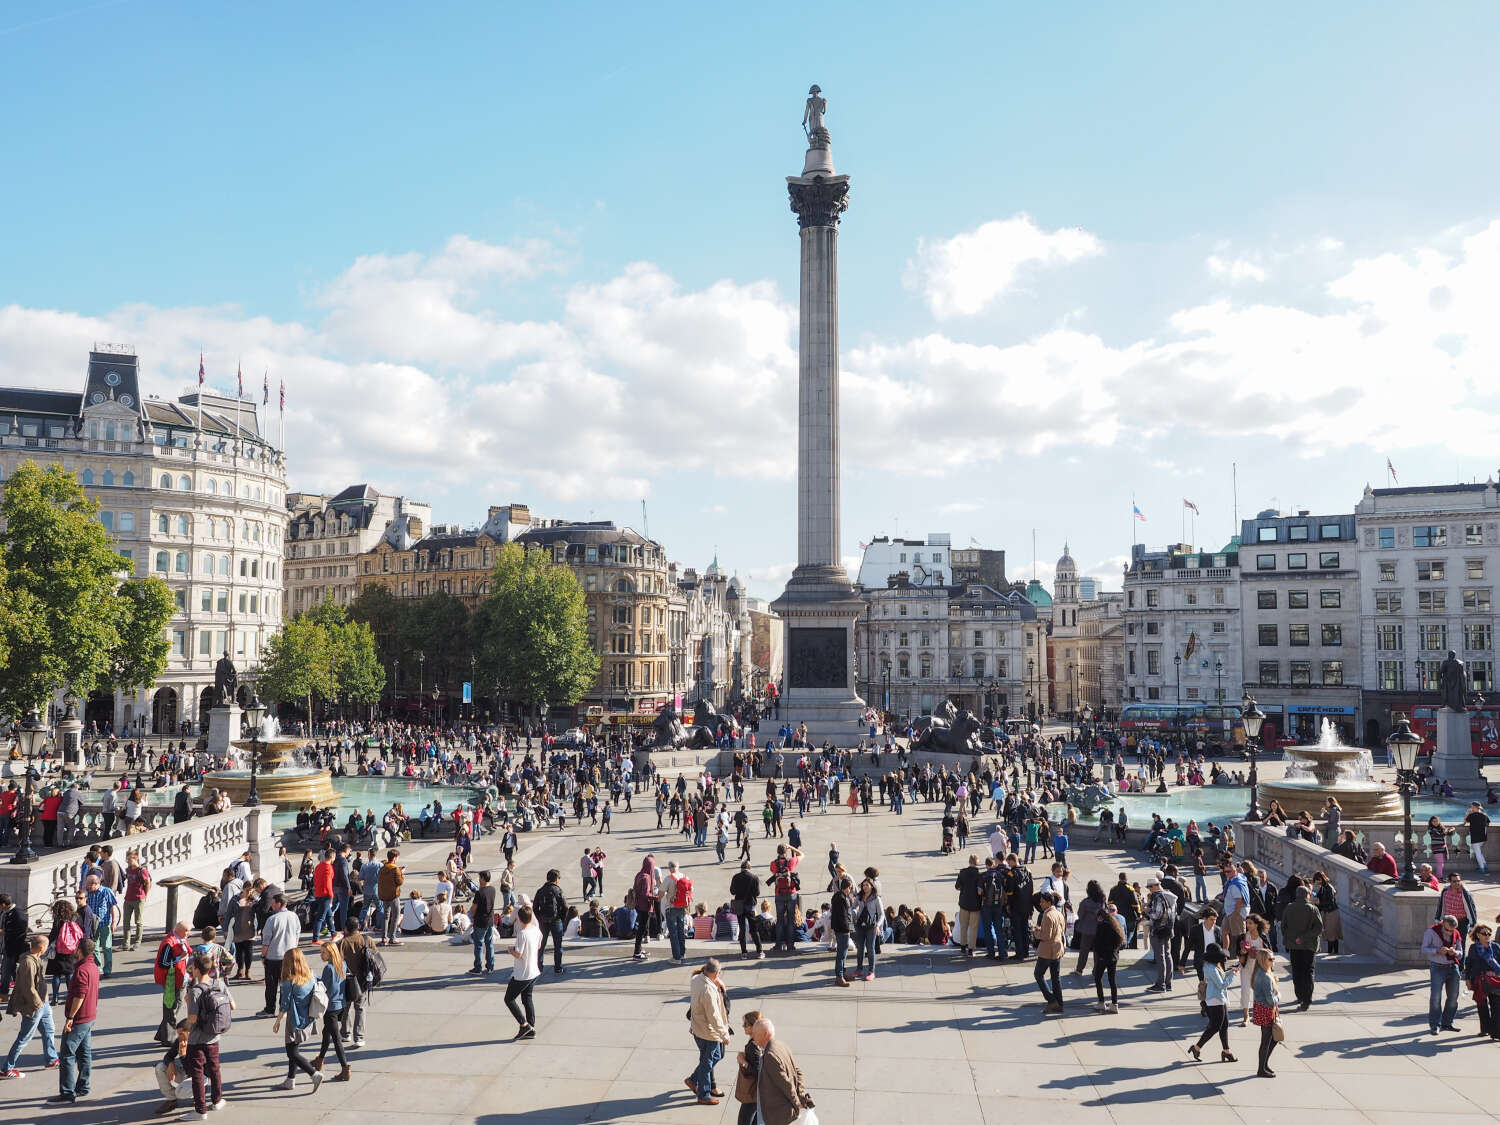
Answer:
[197, 353, 205, 386]
[1387, 457, 1398, 483]
[1183, 498, 1200, 515]
[1132, 503, 1147, 522]
[279, 379, 285, 411]
[969, 536, 980, 545]
[237, 363, 243, 397]
[1183, 631, 1199, 662]
[263, 370, 269, 406]
[857, 540, 868, 550]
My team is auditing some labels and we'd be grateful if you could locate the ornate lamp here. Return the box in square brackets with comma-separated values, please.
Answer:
[1241, 691, 1266, 821]
[10, 708, 49, 864]
[243, 690, 267, 807]
[1386, 714, 1423, 890]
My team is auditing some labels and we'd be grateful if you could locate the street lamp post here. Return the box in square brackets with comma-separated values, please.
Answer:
[391, 657, 399, 720]
[1080, 702, 1094, 754]
[882, 657, 891, 716]
[1241, 691, 1265, 821]
[432, 688, 441, 726]
[1174, 653, 1183, 748]
[9, 708, 49, 864]
[1386, 713, 1424, 890]
[418, 650, 426, 726]
[243, 690, 267, 807]
[1214, 657, 1224, 705]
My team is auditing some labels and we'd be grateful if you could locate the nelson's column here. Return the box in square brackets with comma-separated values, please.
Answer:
[770, 85, 867, 742]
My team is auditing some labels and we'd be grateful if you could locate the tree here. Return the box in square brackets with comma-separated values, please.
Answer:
[476, 542, 598, 714]
[256, 616, 330, 726]
[330, 619, 385, 715]
[106, 578, 175, 695]
[0, 462, 135, 718]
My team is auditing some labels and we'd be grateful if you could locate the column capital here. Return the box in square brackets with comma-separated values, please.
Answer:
[788, 174, 850, 230]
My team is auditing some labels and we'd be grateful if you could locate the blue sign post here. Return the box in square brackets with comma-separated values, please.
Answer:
[462, 682, 473, 704]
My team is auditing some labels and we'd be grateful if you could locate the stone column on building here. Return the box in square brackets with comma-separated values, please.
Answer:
[770, 85, 867, 744]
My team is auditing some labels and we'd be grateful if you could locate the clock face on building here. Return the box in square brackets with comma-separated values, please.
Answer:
[119, 394, 134, 407]
[105, 371, 121, 386]
[91, 392, 106, 404]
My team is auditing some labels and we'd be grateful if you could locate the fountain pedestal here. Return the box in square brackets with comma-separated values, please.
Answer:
[1432, 707, 1485, 792]
[1256, 720, 1402, 819]
[206, 704, 242, 757]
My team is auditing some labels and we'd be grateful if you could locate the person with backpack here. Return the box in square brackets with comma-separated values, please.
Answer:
[1002, 854, 1034, 960]
[183, 951, 232, 1119]
[632, 857, 659, 962]
[1145, 877, 1179, 993]
[768, 845, 802, 954]
[153, 921, 192, 1047]
[532, 869, 567, 975]
[660, 861, 694, 964]
[468, 870, 498, 974]
[271, 948, 323, 1094]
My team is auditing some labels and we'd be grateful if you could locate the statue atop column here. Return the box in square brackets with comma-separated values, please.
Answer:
[802, 85, 829, 145]
[1438, 649, 1468, 712]
[215, 652, 238, 706]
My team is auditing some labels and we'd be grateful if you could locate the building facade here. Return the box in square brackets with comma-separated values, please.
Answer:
[1048, 545, 1083, 716]
[285, 485, 431, 617]
[1122, 540, 1243, 715]
[856, 577, 1045, 720]
[1078, 591, 1126, 717]
[0, 346, 287, 735]
[358, 504, 539, 608]
[855, 533, 953, 589]
[1355, 482, 1500, 743]
[1239, 510, 1363, 744]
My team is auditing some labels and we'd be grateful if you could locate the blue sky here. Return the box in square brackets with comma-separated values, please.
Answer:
[4, 2, 1500, 597]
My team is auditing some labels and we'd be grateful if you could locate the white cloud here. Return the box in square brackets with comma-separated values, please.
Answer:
[906, 214, 1103, 318]
[1206, 255, 1269, 283]
[939, 500, 982, 514]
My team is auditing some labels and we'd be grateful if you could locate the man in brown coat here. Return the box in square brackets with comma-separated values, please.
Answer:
[751, 1017, 813, 1125]
[3, 934, 57, 1075]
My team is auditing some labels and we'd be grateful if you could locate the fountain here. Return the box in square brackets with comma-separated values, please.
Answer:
[203, 714, 338, 809]
[1256, 718, 1402, 820]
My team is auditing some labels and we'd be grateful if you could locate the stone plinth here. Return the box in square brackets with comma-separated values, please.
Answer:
[205, 703, 241, 757]
[1432, 707, 1486, 791]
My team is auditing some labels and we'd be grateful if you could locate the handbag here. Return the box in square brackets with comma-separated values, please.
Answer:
[1270, 1018, 1286, 1043]
[734, 1065, 757, 1104]
[794, 1107, 820, 1125]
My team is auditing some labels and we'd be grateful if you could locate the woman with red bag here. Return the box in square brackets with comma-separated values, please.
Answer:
[1249, 947, 1282, 1078]
[1464, 923, 1500, 1039]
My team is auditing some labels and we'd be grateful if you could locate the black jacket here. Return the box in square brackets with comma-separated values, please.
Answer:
[533, 881, 567, 924]
[730, 870, 761, 906]
[2, 905, 25, 958]
[830, 891, 854, 935]
[954, 866, 983, 911]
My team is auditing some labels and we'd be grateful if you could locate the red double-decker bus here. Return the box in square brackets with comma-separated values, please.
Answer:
[1119, 703, 1250, 746]
[1408, 706, 1500, 758]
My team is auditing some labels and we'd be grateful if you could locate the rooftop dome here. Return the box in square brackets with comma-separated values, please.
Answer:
[1056, 541, 1077, 575]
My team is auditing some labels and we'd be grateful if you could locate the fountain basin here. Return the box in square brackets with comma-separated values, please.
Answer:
[1256, 724, 1403, 820]
[204, 735, 337, 810]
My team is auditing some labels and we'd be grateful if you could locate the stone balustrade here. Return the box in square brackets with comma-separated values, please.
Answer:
[0, 804, 278, 934]
[1237, 819, 1438, 965]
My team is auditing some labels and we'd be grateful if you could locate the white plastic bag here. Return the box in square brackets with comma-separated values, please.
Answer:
[795, 1107, 819, 1125]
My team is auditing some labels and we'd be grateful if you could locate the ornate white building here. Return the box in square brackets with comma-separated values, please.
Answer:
[0, 346, 287, 736]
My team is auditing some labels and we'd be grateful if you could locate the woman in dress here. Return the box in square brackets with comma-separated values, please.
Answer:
[1250, 947, 1281, 1078]
[1311, 871, 1342, 954]
[1427, 816, 1451, 880]
[1238, 914, 1268, 1025]
[1322, 797, 1343, 847]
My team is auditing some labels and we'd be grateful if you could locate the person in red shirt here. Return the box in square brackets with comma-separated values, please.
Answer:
[54, 939, 99, 1104]
[0, 784, 18, 847]
[1366, 842, 1399, 880]
[40, 791, 63, 848]
[769, 844, 803, 953]
[311, 852, 336, 942]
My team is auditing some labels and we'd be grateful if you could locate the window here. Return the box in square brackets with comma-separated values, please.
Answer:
[1186, 687, 1200, 700]
[1376, 623, 1403, 651]
[201, 588, 212, 612]
[1127, 591, 1135, 608]
[972, 657, 985, 679]
[972, 630, 983, 647]
[1258, 625, 1278, 646]
[201, 554, 212, 574]
[1319, 590, 1341, 609]
[1288, 525, 1309, 542]
[1466, 523, 1484, 545]
[174, 551, 188, 573]
[177, 474, 190, 491]
[172, 630, 186, 657]
[1127, 651, 1137, 675]
[98, 511, 113, 531]
[1468, 560, 1486, 580]
[1147, 687, 1161, 700]
[176, 515, 189, 535]
[920, 658, 932, 679]
[1212, 621, 1226, 633]
[1320, 523, 1342, 540]
[1145, 621, 1159, 635]
[122, 471, 133, 487]
[1376, 592, 1402, 614]
[1465, 623, 1493, 651]
[912, 553, 921, 564]
[1288, 591, 1309, 609]
[897, 657, 910, 678]
[1256, 554, 1275, 571]
[1464, 588, 1492, 611]
[1378, 527, 1395, 549]
[1319, 552, 1339, 568]
[1321, 624, 1342, 646]
[1420, 623, 1448, 651]
[1146, 650, 1161, 675]
[80, 469, 95, 485]
[1473, 661, 1495, 691]
[155, 550, 169, 572]
[238, 593, 247, 613]
[1416, 659, 1440, 691]
[218, 555, 230, 576]
[1145, 589, 1160, 607]
[1322, 660, 1344, 685]
[199, 630, 212, 656]
[919, 632, 930, 647]
[1379, 660, 1405, 690]
[1213, 587, 1225, 605]
[1258, 661, 1280, 685]
[1413, 525, 1447, 548]
[1257, 527, 1278, 543]
[1257, 590, 1277, 609]
[160, 473, 172, 489]
[1417, 560, 1446, 582]
[898, 604, 907, 616]
[1287, 553, 1308, 570]
[1289, 624, 1311, 646]
[1185, 590, 1197, 606]
[1418, 590, 1447, 613]
[1290, 661, 1311, 685]
[1379, 561, 1397, 582]
[172, 588, 185, 611]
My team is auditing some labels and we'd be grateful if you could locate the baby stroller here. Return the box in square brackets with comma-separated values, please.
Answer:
[940, 814, 957, 855]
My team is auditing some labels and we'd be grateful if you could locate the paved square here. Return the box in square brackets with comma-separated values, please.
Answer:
[6, 778, 1498, 1124]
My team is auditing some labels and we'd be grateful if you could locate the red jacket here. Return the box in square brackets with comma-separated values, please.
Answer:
[313, 861, 335, 899]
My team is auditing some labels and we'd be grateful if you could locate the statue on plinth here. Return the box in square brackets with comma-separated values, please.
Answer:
[1438, 649, 1468, 713]
[802, 84, 829, 144]
[215, 652, 238, 707]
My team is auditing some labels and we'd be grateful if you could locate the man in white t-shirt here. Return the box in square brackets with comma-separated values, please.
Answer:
[506, 905, 541, 1040]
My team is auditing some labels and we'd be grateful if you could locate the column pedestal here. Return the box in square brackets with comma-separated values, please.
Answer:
[206, 704, 242, 758]
[1432, 707, 1486, 792]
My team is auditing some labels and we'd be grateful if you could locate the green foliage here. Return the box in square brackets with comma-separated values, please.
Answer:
[107, 578, 175, 693]
[330, 618, 385, 705]
[256, 616, 331, 717]
[475, 542, 598, 708]
[0, 461, 138, 717]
